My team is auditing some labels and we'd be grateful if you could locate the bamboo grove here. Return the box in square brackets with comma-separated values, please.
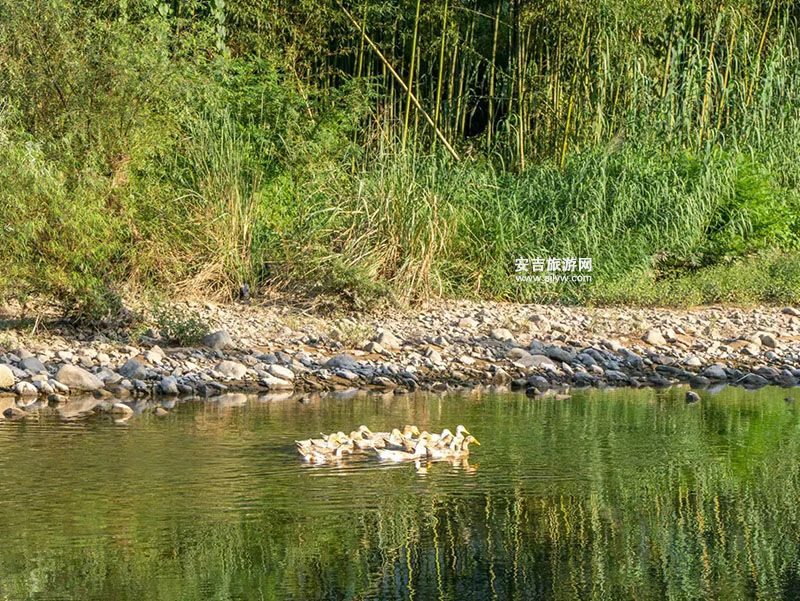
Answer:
[233, 0, 800, 167]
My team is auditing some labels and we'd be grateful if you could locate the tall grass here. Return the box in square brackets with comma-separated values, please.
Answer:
[276, 135, 800, 305]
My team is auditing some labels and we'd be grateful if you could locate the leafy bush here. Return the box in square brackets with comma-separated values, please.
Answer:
[153, 305, 210, 346]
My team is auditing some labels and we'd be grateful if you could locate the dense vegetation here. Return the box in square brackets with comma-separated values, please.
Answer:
[1, 0, 799, 320]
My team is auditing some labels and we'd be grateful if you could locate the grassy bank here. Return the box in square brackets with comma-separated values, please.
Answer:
[1, 0, 799, 321]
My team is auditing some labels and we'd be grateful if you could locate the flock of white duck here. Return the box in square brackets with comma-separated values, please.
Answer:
[296, 424, 480, 464]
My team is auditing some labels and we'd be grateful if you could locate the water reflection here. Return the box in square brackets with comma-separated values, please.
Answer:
[0, 386, 798, 600]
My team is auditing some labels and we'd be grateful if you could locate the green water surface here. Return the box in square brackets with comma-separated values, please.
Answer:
[1, 386, 799, 600]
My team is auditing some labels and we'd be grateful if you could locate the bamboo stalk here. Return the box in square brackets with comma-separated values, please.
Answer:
[487, 0, 501, 147]
[336, 0, 460, 160]
[560, 13, 589, 169]
[433, 0, 449, 136]
[699, 7, 723, 144]
[402, 0, 423, 151]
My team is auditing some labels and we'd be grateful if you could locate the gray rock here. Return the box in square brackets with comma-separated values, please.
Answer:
[55, 364, 103, 391]
[144, 346, 164, 363]
[118, 357, 149, 380]
[159, 376, 179, 395]
[335, 369, 359, 381]
[261, 374, 294, 389]
[0, 364, 15, 388]
[14, 381, 38, 396]
[19, 356, 47, 374]
[759, 333, 778, 348]
[458, 317, 478, 329]
[702, 365, 728, 380]
[425, 348, 443, 364]
[517, 354, 557, 371]
[740, 373, 769, 387]
[490, 328, 514, 342]
[268, 364, 295, 381]
[741, 343, 760, 357]
[782, 307, 800, 317]
[214, 360, 247, 379]
[362, 341, 385, 354]
[202, 330, 233, 350]
[684, 355, 703, 368]
[56, 350, 73, 362]
[374, 330, 402, 350]
[605, 370, 630, 382]
[33, 380, 54, 395]
[544, 345, 575, 363]
[325, 354, 360, 370]
[643, 329, 667, 346]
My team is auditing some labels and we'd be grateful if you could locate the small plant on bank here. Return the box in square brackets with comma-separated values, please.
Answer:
[328, 321, 373, 348]
[153, 305, 210, 346]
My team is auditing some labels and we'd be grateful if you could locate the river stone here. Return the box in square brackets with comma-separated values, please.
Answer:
[15, 381, 38, 396]
[33, 380, 54, 395]
[202, 330, 233, 350]
[490, 328, 514, 342]
[643, 329, 667, 346]
[260, 374, 294, 389]
[458, 317, 478, 329]
[362, 341, 385, 354]
[703, 365, 728, 380]
[325, 354, 359, 370]
[0, 364, 15, 388]
[741, 343, 760, 357]
[215, 360, 247, 379]
[520, 354, 557, 371]
[684, 355, 703, 368]
[144, 346, 165, 363]
[782, 307, 800, 317]
[268, 364, 294, 381]
[759, 333, 778, 348]
[56, 364, 103, 391]
[425, 348, 443, 364]
[741, 373, 769, 387]
[19, 356, 47, 374]
[159, 376, 179, 395]
[118, 357, 149, 380]
[374, 330, 402, 350]
[544, 345, 575, 363]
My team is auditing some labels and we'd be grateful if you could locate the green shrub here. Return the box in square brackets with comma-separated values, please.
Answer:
[153, 305, 210, 346]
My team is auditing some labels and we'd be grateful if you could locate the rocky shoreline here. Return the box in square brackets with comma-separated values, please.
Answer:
[1, 300, 800, 419]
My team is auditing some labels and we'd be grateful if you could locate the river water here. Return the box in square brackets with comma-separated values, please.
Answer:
[0, 386, 798, 600]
